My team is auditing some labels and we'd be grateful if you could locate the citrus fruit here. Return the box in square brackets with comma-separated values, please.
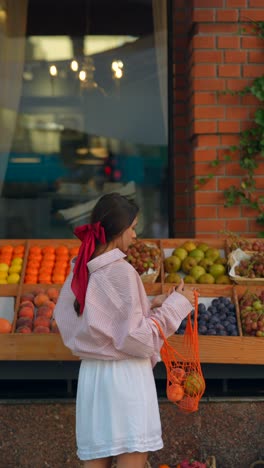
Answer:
[0, 318, 12, 333]
[11, 257, 23, 266]
[9, 264, 22, 274]
[0, 263, 9, 272]
[7, 273, 20, 284]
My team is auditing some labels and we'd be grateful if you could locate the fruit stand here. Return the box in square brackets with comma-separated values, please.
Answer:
[0, 238, 263, 364]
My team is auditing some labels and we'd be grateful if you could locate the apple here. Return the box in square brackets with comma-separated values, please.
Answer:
[205, 247, 220, 262]
[184, 372, 205, 397]
[189, 248, 205, 263]
[209, 263, 226, 279]
[189, 265, 206, 281]
[197, 273, 215, 284]
[172, 247, 188, 261]
[182, 257, 197, 274]
[181, 241, 196, 252]
[165, 273, 182, 283]
[164, 255, 181, 273]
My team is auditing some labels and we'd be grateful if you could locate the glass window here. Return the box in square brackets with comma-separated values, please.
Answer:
[0, 0, 168, 239]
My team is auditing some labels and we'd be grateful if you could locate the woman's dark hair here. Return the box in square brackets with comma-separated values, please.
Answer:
[73, 193, 139, 315]
[90, 192, 139, 242]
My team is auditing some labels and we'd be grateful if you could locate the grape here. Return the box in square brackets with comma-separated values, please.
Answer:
[176, 296, 239, 336]
[126, 241, 161, 277]
[239, 289, 264, 337]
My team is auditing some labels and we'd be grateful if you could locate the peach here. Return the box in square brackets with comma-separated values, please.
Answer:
[33, 287, 45, 296]
[46, 287, 59, 301]
[19, 300, 34, 311]
[34, 293, 49, 307]
[16, 317, 33, 329]
[16, 326, 32, 334]
[18, 306, 34, 319]
[34, 316, 50, 328]
[20, 293, 35, 304]
[43, 300, 55, 311]
[33, 326, 50, 333]
[50, 319, 59, 333]
[36, 305, 53, 319]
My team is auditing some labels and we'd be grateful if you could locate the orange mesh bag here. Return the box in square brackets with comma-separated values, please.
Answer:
[152, 290, 205, 413]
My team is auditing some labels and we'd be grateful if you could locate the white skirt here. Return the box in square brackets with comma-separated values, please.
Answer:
[76, 358, 163, 461]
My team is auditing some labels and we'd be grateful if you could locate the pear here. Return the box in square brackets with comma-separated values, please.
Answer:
[189, 265, 206, 281]
[181, 241, 196, 253]
[172, 247, 188, 261]
[209, 263, 226, 279]
[198, 258, 214, 272]
[165, 273, 182, 284]
[214, 257, 227, 266]
[184, 275, 196, 284]
[197, 242, 209, 253]
[182, 257, 197, 274]
[205, 247, 220, 262]
[189, 248, 205, 263]
[215, 275, 232, 284]
[164, 255, 181, 273]
[197, 273, 215, 284]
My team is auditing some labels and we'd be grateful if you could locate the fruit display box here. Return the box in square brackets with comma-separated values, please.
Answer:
[0, 239, 263, 364]
[228, 248, 264, 285]
[234, 285, 264, 338]
[160, 238, 230, 286]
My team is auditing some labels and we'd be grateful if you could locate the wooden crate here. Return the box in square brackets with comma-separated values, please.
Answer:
[0, 239, 28, 296]
[233, 285, 264, 337]
[161, 238, 230, 285]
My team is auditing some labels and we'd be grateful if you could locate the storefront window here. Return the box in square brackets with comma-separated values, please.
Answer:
[0, 0, 168, 239]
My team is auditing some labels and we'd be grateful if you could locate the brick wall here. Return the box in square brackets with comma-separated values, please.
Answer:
[172, 0, 264, 238]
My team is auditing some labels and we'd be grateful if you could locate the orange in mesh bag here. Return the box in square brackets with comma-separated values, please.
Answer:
[152, 290, 205, 413]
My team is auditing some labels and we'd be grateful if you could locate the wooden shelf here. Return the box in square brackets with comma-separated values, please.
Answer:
[0, 238, 263, 364]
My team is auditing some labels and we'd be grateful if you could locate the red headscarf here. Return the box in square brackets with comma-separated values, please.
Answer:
[71, 221, 106, 315]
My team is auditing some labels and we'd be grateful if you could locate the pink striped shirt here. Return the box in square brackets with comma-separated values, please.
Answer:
[54, 248, 192, 367]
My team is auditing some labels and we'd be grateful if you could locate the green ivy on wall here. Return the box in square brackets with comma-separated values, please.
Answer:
[195, 21, 264, 236]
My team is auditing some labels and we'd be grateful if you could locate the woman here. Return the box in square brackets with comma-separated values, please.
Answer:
[54, 193, 194, 468]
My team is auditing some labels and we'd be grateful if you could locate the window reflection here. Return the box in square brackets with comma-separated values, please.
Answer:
[1, 0, 168, 239]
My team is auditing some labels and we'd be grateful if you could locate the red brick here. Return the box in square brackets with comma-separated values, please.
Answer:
[198, 24, 239, 34]
[242, 206, 260, 218]
[226, 107, 249, 120]
[243, 64, 264, 77]
[217, 37, 240, 49]
[193, 9, 215, 22]
[241, 36, 264, 48]
[241, 120, 256, 132]
[193, 36, 215, 49]
[249, 0, 264, 6]
[248, 51, 264, 63]
[195, 135, 220, 147]
[217, 147, 239, 160]
[195, 206, 218, 218]
[218, 206, 242, 218]
[220, 135, 240, 145]
[194, 106, 225, 119]
[193, 78, 226, 91]
[217, 94, 241, 105]
[218, 177, 240, 190]
[225, 50, 247, 63]
[193, 0, 223, 6]
[219, 64, 241, 77]
[193, 92, 216, 105]
[239, 9, 264, 21]
[226, 79, 253, 91]
[193, 50, 223, 63]
[193, 149, 217, 162]
[226, 0, 246, 5]
[218, 121, 241, 133]
[224, 161, 244, 176]
[241, 95, 259, 105]
[195, 191, 224, 204]
[193, 120, 217, 134]
[195, 219, 226, 232]
[226, 219, 248, 231]
[192, 64, 216, 77]
[216, 10, 239, 21]
[194, 176, 217, 190]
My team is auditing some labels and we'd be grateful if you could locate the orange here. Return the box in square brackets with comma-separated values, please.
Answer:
[1, 245, 13, 254]
[12, 252, 24, 259]
[26, 267, 39, 276]
[69, 247, 79, 256]
[39, 267, 53, 276]
[38, 275, 52, 284]
[28, 253, 42, 263]
[54, 260, 68, 270]
[29, 246, 42, 255]
[0, 256, 11, 265]
[13, 244, 25, 253]
[42, 246, 55, 255]
[52, 274, 65, 284]
[27, 260, 41, 269]
[41, 260, 54, 269]
[24, 275, 38, 284]
[55, 246, 69, 256]
[42, 253, 56, 262]
[0, 318, 12, 334]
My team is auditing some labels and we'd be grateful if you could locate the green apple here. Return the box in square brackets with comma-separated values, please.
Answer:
[197, 242, 209, 253]
[205, 247, 220, 262]
[166, 273, 182, 284]
[197, 273, 215, 284]
[184, 275, 196, 284]
[164, 255, 181, 273]
[198, 258, 214, 272]
[182, 257, 197, 274]
[172, 247, 188, 261]
[209, 263, 226, 279]
[215, 275, 232, 284]
[189, 265, 206, 281]
[184, 372, 205, 396]
[189, 248, 205, 263]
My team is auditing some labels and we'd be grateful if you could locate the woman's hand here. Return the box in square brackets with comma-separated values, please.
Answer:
[176, 279, 198, 307]
[150, 286, 175, 309]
